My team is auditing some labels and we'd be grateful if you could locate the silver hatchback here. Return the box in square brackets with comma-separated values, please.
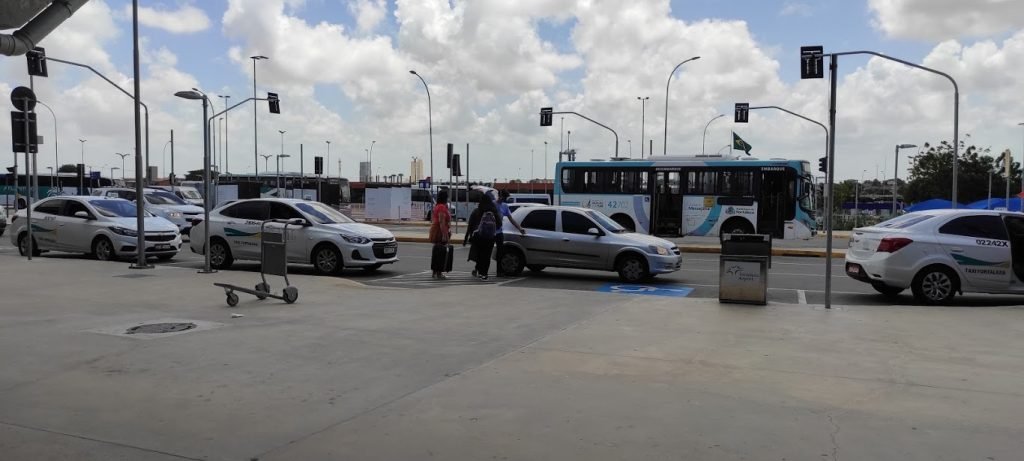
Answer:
[498, 206, 682, 282]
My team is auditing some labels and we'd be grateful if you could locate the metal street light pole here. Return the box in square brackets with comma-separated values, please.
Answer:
[261, 154, 272, 174]
[892, 143, 917, 214]
[35, 100, 58, 189]
[367, 140, 376, 170]
[1019, 122, 1024, 197]
[663, 56, 701, 156]
[115, 152, 129, 180]
[278, 130, 286, 191]
[325, 140, 331, 181]
[637, 96, 649, 158]
[543, 141, 548, 195]
[218, 95, 230, 173]
[161, 140, 171, 178]
[174, 89, 213, 273]
[251, 55, 268, 177]
[628, 139, 632, 157]
[409, 70, 433, 185]
[78, 139, 86, 194]
[701, 114, 725, 156]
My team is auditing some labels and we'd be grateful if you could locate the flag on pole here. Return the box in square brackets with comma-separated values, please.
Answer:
[732, 132, 752, 155]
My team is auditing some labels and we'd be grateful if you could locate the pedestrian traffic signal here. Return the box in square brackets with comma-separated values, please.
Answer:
[314, 156, 323, 175]
[26, 47, 48, 78]
[446, 143, 454, 168]
[540, 107, 553, 127]
[267, 92, 280, 114]
[818, 156, 827, 173]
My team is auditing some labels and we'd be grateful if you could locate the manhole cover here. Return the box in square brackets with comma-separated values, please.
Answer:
[125, 322, 196, 334]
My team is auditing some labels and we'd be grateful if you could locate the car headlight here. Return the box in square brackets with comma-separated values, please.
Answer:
[167, 211, 183, 219]
[341, 234, 371, 244]
[648, 245, 669, 256]
[110, 226, 138, 237]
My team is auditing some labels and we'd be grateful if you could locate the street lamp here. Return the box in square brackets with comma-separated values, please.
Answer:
[174, 88, 214, 274]
[276, 154, 291, 194]
[663, 56, 701, 156]
[115, 152, 130, 180]
[628, 139, 632, 157]
[409, 70, 434, 185]
[1019, 122, 1024, 197]
[637, 96, 649, 158]
[325, 140, 332, 180]
[218, 95, 230, 173]
[161, 140, 171, 178]
[702, 114, 725, 156]
[892, 143, 917, 214]
[855, 170, 867, 229]
[78, 139, 86, 194]
[251, 55, 268, 177]
[543, 141, 548, 195]
[35, 100, 58, 189]
[367, 140, 376, 165]
[260, 154, 272, 174]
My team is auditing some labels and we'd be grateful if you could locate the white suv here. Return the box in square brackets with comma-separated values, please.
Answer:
[846, 209, 1024, 304]
[190, 198, 398, 274]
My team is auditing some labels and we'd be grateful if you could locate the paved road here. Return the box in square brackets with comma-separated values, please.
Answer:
[6, 238, 1024, 307]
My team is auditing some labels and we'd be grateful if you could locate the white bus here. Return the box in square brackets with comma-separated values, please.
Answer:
[555, 156, 816, 239]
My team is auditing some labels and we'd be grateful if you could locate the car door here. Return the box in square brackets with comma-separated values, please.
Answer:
[30, 199, 65, 250]
[59, 199, 97, 252]
[269, 202, 308, 262]
[220, 200, 269, 260]
[936, 214, 1011, 290]
[558, 210, 609, 269]
[517, 209, 559, 266]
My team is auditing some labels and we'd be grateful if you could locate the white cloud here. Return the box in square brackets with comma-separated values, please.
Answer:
[349, 0, 388, 34]
[779, 2, 812, 17]
[869, 0, 1024, 41]
[133, 3, 211, 34]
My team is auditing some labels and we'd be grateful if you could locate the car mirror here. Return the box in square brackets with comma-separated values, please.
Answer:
[74, 211, 92, 219]
[290, 218, 311, 227]
[588, 227, 602, 237]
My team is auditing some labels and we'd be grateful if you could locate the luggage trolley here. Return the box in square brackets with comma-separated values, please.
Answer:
[215, 219, 300, 306]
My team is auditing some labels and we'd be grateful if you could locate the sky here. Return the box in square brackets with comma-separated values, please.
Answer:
[2, 0, 1024, 183]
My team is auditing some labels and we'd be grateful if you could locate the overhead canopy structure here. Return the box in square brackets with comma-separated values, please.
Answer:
[0, 0, 90, 56]
[905, 198, 963, 212]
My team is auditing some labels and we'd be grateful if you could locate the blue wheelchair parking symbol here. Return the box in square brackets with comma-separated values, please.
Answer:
[596, 284, 693, 298]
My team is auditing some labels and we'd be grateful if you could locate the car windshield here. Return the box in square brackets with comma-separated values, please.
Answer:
[874, 213, 934, 229]
[295, 202, 354, 224]
[92, 199, 148, 218]
[146, 191, 189, 205]
[587, 210, 628, 233]
[179, 189, 202, 199]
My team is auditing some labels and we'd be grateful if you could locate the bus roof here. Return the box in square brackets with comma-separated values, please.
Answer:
[556, 156, 808, 169]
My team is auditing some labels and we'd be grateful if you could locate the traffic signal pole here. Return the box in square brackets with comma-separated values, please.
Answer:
[824, 54, 838, 310]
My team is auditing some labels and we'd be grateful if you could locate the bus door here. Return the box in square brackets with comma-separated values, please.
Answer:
[652, 170, 682, 236]
[758, 168, 791, 239]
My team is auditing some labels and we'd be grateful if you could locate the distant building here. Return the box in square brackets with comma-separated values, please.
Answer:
[359, 161, 371, 182]
[410, 157, 424, 183]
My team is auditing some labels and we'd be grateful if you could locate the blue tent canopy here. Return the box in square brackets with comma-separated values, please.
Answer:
[905, 199, 963, 212]
[964, 198, 1024, 211]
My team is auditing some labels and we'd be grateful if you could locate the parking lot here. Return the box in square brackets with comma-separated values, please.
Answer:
[1, 237, 1023, 460]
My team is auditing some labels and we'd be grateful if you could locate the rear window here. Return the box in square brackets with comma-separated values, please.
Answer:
[939, 215, 1008, 240]
[875, 214, 934, 229]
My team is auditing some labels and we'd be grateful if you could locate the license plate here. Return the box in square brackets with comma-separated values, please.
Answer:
[383, 247, 396, 255]
[155, 244, 171, 250]
[847, 264, 861, 275]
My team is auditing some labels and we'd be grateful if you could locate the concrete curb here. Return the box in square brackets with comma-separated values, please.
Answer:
[392, 236, 845, 258]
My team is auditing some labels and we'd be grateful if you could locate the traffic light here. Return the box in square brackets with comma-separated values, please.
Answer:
[540, 107, 553, 127]
[734, 103, 749, 123]
[818, 156, 827, 174]
[267, 92, 280, 114]
[26, 47, 48, 78]
[314, 156, 323, 175]
[452, 154, 462, 176]
[446, 143, 454, 168]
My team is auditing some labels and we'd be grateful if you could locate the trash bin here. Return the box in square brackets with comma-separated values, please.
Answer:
[719, 234, 771, 305]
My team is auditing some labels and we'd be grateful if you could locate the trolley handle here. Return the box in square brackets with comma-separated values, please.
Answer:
[260, 218, 307, 242]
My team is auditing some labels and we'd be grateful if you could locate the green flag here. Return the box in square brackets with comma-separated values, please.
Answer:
[733, 132, 752, 155]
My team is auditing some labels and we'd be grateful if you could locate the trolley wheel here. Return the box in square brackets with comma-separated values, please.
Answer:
[226, 291, 239, 307]
[282, 286, 299, 304]
[255, 283, 270, 300]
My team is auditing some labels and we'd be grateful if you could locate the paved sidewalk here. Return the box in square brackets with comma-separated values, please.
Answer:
[1, 255, 1020, 460]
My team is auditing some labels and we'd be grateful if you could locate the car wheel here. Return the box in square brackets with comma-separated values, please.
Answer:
[92, 236, 115, 261]
[871, 282, 904, 297]
[616, 253, 649, 283]
[362, 263, 383, 273]
[208, 238, 234, 270]
[499, 248, 525, 276]
[312, 244, 343, 275]
[720, 218, 754, 235]
[17, 233, 41, 257]
[526, 264, 546, 272]
[911, 265, 958, 305]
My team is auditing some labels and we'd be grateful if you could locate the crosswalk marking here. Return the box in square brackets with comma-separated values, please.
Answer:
[368, 270, 520, 288]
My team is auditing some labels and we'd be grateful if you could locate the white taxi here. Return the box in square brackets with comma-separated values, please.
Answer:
[189, 198, 398, 274]
[845, 210, 1024, 304]
[8, 196, 181, 261]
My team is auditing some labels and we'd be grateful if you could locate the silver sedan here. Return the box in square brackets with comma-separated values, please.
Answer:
[498, 205, 682, 282]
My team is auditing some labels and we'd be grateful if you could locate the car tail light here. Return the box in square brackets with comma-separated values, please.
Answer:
[877, 237, 913, 253]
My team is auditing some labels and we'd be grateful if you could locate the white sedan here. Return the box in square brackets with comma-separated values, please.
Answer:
[9, 196, 181, 261]
[190, 198, 398, 274]
[845, 209, 1024, 304]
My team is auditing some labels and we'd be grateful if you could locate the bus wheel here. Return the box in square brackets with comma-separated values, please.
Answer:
[610, 214, 636, 232]
[720, 218, 753, 235]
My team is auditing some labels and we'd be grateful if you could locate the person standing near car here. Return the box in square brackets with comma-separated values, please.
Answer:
[494, 189, 526, 276]
[465, 193, 500, 279]
[429, 190, 452, 279]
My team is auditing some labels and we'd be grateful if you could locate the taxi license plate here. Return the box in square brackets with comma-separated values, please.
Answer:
[155, 244, 171, 250]
[846, 263, 861, 275]
[383, 247, 396, 255]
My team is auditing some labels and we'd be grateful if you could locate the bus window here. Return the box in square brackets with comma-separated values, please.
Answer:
[686, 171, 716, 195]
[719, 171, 754, 196]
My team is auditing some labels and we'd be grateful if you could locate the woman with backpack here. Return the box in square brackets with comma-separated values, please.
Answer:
[429, 190, 452, 279]
[464, 192, 500, 280]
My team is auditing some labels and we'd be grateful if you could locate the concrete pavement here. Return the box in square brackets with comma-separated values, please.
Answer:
[1, 251, 1023, 460]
